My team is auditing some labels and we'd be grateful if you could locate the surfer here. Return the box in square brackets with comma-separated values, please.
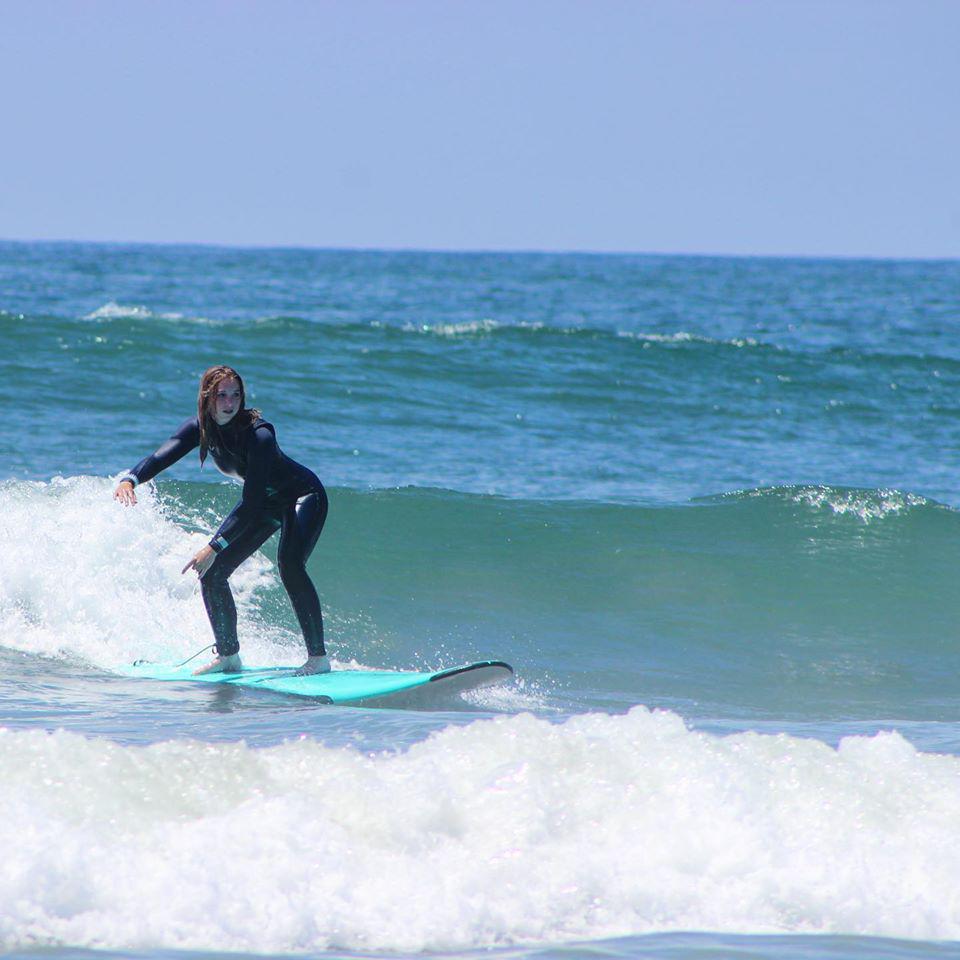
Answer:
[113, 365, 330, 677]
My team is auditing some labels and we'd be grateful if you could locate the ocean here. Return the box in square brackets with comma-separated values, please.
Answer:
[1, 240, 960, 959]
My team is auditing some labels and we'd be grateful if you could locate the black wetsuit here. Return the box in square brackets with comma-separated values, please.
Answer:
[122, 416, 327, 658]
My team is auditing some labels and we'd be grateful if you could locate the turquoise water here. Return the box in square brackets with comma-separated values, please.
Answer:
[2, 241, 960, 958]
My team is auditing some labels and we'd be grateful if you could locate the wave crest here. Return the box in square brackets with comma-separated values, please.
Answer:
[717, 484, 937, 523]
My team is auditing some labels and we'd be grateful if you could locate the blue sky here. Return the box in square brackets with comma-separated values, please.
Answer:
[2, 0, 957, 257]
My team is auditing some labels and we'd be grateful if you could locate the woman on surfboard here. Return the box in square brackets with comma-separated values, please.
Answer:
[113, 365, 330, 677]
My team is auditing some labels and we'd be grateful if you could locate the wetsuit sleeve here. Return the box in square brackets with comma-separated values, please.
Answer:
[208, 424, 277, 553]
[120, 418, 200, 487]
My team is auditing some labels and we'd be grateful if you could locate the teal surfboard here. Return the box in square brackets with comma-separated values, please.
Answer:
[119, 659, 513, 705]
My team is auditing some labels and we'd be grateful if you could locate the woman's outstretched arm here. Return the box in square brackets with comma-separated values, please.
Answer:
[114, 417, 201, 505]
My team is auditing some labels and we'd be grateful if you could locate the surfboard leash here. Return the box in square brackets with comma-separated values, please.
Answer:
[132, 643, 215, 668]
[172, 643, 216, 667]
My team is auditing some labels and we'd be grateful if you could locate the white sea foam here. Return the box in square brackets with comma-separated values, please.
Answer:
[84, 302, 172, 321]
[2, 711, 960, 951]
[724, 485, 933, 524]
[790, 485, 929, 522]
[616, 330, 762, 348]
[82, 302, 215, 325]
[398, 321, 763, 347]
[0, 477, 288, 669]
[402, 318, 507, 337]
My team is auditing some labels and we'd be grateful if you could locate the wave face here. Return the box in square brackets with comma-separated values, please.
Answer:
[2, 477, 958, 723]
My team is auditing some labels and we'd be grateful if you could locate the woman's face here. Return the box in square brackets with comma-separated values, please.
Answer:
[211, 377, 243, 426]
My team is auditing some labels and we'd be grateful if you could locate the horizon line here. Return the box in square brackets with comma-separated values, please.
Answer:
[1, 235, 958, 265]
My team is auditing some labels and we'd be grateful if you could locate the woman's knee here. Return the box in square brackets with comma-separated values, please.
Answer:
[277, 556, 308, 590]
[200, 561, 231, 593]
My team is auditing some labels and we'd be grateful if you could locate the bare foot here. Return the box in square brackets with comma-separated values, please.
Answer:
[192, 653, 243, 676]
[293, 654, 331, 677]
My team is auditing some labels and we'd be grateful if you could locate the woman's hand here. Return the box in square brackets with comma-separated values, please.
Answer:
[114, 480, 137, 505]
[182, 545, 216, 578]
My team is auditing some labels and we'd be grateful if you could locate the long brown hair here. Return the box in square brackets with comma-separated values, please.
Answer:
[197, 365, 261, 466]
